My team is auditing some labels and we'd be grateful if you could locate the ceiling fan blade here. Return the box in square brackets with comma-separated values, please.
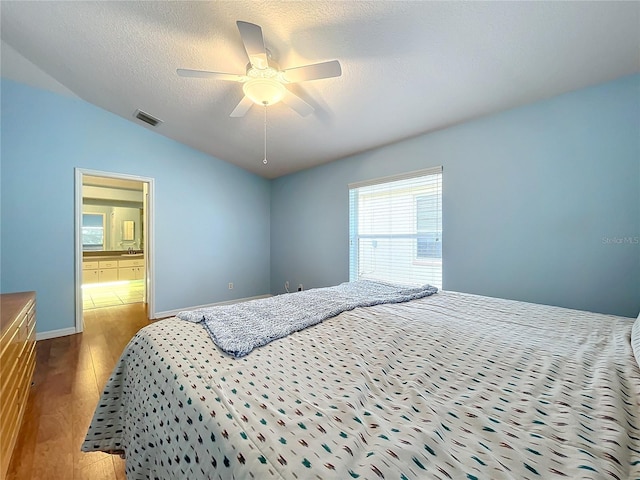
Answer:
[177, 69, 246, 82]
[230, 96, 254, 117]
[282, 60, 342, 83]
[236, 21, 269, 70]
[281, 89, 314, 117]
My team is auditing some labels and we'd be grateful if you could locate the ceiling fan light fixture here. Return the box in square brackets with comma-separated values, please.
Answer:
[243, 78, 285, 106]
[178, 21, 341, 117]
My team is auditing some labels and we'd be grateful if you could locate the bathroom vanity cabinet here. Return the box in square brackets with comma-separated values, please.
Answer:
[83, 256, 144, 284]
[118, 258, 145, 281]
[82, 259, 118, 283]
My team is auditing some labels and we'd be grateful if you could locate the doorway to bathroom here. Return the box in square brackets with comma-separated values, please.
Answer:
[74, 168, 155, 333]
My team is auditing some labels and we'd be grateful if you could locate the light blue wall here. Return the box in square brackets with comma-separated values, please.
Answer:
[3, 74, 638, 335]
[271, 74, 640, 318]
[1, 79, 271, 333]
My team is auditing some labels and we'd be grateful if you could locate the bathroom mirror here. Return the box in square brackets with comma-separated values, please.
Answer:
[82, 177, 145, 253]
[82, 205, 142, 251]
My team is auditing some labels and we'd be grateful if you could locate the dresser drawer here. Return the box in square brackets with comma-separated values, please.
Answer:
[0, 348, 21, 406]
[27, 304, 36, 332]
[83, 261, 99, 270]
[0, 318, 20, 358]
[0, 384, 21, 452]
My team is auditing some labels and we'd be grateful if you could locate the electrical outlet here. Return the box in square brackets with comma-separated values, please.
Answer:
[298, 284, 303, 291]
[228, 282, 233, 289]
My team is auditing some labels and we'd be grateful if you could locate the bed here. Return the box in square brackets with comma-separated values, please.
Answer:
[83, 282, 640, 479]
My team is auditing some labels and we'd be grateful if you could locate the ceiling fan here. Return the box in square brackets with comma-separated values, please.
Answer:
[177, 21, 342, 117]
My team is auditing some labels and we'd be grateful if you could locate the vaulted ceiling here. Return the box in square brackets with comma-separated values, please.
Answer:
[1, 1, 638, 178]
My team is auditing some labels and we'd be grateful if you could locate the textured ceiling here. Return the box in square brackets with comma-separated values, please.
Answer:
[1, 1, 639, 179]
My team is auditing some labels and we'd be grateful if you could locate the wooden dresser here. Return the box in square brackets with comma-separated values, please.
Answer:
[0, 292, 36, 480]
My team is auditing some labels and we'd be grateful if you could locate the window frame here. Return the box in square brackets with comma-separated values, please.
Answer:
[349, 166, 442, 287]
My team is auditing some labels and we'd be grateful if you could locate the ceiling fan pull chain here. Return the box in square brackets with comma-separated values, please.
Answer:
[263, 104, 268, 165]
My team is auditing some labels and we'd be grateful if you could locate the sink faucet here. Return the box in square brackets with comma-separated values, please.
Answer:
[128, 247, 133, 254]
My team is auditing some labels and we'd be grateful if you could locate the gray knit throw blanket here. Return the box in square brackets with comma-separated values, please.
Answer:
[177, 280, 438, 358]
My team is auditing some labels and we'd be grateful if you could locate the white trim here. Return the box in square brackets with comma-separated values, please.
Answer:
[154, 294, 272, 320]
[75, 168, 156, 332]
[348, 166, 443, 190]
[146, 179, 156, 317]
[74, 168, 83, 333]
[36, 327, 77, 341]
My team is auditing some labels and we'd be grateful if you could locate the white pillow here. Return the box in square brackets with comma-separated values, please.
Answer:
[633, 312, 640, 368]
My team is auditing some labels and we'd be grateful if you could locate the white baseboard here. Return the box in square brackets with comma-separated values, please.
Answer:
[36, 327, 77, 341]
[153, 294, 272, 320]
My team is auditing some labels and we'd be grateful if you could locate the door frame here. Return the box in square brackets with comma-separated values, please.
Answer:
[74, 168, 155, 332]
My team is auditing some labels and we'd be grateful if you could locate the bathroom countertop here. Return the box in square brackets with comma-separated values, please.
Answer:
[83, 253, 144, 261]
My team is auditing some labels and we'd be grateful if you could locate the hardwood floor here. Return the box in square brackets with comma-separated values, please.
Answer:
[6, 303, 152, 480]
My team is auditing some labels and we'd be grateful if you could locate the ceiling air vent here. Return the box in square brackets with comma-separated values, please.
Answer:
[134, 109, 162, 127]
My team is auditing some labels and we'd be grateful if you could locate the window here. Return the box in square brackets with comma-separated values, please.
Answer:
[416, 194, 442, 259]
[349, 167, 442, 288]
[82, 213, 105, 250]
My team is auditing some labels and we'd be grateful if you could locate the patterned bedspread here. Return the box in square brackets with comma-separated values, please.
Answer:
[83, 291, 640, 479]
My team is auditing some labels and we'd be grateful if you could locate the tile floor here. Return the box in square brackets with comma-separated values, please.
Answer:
[82, 279, 145, 310]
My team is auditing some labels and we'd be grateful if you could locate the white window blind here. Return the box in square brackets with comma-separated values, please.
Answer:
[349, 167, 442, 288]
